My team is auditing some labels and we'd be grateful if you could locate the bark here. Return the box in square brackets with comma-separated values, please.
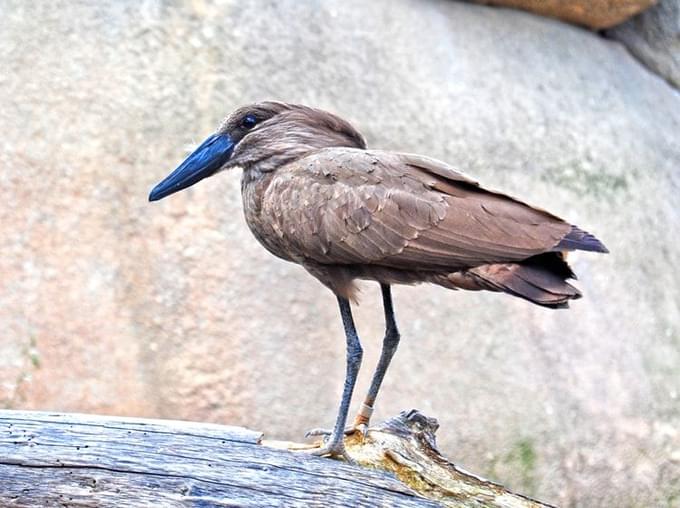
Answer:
[0, 409, 553, 507]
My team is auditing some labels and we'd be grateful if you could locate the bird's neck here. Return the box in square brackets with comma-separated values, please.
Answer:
[242, 144, 317, 177]
[235, 124, 366, 177]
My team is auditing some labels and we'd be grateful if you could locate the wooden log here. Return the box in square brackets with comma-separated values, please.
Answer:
[0, 409, 553, 507]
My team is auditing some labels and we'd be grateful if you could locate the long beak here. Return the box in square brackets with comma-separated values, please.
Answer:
[148, 134, 234, 202]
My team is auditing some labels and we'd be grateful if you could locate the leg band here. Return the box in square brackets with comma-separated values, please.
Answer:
[357, 403, 374, 420]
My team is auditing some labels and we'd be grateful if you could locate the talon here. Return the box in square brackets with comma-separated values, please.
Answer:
[301, 426, 360, 464]
[311, 441, 354, 463]
[305, 425, 362, 440]
[304, 428, 330, 439]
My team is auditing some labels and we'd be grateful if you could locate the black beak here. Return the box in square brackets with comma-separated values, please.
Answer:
[149, 134, 234, 202]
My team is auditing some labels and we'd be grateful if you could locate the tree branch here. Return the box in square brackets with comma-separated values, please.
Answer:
[0, 409, 553, 507]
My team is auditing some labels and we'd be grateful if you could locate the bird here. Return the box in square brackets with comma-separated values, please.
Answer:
[149, 101, 607, 460]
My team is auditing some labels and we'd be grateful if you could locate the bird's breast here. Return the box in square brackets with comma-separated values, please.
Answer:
[240, 170, 297, 263]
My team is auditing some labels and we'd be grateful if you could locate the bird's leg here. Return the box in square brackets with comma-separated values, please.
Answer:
[309, 295, 363, 460]
[353, 284, 400, 433]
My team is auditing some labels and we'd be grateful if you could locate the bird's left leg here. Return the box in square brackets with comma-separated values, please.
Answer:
[352, 283, 400, 434]
[309, 295, 363, 460]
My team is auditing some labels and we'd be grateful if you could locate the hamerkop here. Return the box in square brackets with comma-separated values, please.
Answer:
[149, 101, 607, 459]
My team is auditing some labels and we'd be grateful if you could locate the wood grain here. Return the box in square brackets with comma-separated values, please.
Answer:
[0, 410, 553, 507]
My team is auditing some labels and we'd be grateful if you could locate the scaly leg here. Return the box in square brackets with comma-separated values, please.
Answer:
[353, 284, 400, 431]
[310, 295, 363, 459]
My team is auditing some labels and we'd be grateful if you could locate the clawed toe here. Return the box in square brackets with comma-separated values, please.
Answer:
[310, 441, 354, 463]
[303, 425, 364, 464]
[305, 425, 366, 439]
[304, 427, 331, 439]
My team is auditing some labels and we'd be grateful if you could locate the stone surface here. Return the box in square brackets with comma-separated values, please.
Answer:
[1, 1, 679, 506]
[470, 0, 656, 29]
[607, 0, 680, 89]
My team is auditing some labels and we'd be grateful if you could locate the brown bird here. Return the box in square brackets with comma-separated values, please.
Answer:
[149, 101, 607, 459]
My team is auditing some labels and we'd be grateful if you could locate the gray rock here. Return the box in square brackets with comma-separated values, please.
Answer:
[607, 0, 680, 89]
[0, 1, 678, 507]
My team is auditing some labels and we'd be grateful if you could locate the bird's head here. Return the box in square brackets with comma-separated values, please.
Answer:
[148, 101, 366, 201]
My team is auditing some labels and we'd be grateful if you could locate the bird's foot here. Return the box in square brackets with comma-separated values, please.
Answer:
[304, 424, 370, 464]
[309, 433, 354, 463]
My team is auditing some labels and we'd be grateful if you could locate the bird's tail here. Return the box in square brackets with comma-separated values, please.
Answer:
[553, 225, 609, 254]
[446, 253, 582, 309]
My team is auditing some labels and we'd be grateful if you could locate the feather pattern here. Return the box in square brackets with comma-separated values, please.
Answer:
[233, 103, 607, 306]
[255, 148, 573, 268]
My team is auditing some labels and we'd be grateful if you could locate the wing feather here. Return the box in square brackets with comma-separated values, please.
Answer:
[262, 148, 573, 269]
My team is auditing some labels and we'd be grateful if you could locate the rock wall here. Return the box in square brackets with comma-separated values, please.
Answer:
[607, 0, 680, 89]
[1, 1, 679, 506]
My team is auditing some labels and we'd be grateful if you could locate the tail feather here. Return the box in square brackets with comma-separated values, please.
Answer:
[440, 223, 607, 308]
[555, 226, 608, 253]
[461, 253, 581, 309]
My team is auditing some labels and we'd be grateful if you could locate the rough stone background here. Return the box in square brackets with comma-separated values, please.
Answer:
[1, 1, 679, 506]
[608, 0, 680, 88]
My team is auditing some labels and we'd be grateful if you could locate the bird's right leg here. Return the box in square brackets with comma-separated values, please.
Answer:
[307, 295, 363, 460]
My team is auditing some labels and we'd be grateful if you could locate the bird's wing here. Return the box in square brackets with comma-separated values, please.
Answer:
[261, 148, 572, 269]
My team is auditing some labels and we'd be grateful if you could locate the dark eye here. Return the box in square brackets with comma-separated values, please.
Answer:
[241, 114, 257, 129]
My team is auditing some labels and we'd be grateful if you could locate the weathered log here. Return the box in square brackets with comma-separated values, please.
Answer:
[0, 409, 553, 507]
